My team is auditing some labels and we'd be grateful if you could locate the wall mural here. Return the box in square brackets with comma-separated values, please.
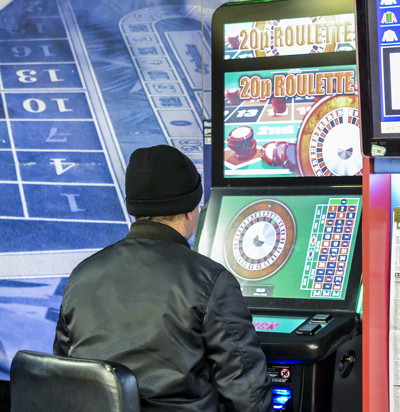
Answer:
[0, 0, 223, 379]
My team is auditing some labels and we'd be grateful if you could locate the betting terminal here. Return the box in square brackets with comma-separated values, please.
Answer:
[196, 0, 363, 410]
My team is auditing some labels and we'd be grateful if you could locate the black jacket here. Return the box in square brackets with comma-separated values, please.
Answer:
[54, 220, 271, 411]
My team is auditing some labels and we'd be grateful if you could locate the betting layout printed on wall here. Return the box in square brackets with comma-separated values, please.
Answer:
[119, 5, 211, 165]
[0, 0, 221, 379]
[0, 0, 131, 279]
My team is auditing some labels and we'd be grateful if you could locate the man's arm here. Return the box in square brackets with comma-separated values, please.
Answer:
[53, 306, 71, 357]
[203, 269, 272, 412]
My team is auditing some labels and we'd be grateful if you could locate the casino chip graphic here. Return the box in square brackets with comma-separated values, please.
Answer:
[260, 141, 298, 173]
[227, 126, 257, 161]
[225, 199, 296, 280]
[296, 94, 362, 176]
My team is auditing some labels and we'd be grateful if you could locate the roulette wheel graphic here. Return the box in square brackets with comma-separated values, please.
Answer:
[296, 94, 362, 176]
[225, 199, 296, 280]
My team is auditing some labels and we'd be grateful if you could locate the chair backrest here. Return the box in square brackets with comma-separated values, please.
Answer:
[10, 350, 141, 412]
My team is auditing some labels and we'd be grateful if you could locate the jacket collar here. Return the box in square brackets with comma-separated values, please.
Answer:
[126, 220, 190, 248]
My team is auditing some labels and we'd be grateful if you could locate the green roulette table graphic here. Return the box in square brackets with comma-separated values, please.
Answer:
[222, 66, 363, 179]
[225, 199, 296, 280]
[209, 194, 361, 300]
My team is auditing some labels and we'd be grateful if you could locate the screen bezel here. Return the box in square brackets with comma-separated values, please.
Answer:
[201, 185, 362, 314]
[355, 0, 400, 156]
[212, 0, 362, 187]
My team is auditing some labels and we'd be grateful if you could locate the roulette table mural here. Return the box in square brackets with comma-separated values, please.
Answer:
[0, 0, 220, 379]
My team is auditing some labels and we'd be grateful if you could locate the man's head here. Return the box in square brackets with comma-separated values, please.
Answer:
[125, 145, 203, 231]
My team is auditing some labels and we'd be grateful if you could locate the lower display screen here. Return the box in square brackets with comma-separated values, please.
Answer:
[209, 194, 361, 300]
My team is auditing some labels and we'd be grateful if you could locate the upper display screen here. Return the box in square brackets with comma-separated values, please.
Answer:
[224, 14, 356, 60]
[224, 65, 362, 178]
[212, 0, 362, 184]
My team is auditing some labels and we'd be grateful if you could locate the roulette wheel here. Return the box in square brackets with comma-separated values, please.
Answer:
[225, 199, 296, 280]
[296, 94, 362, 176]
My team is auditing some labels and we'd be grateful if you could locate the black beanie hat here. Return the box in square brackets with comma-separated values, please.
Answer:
[125, 145, 203, 216]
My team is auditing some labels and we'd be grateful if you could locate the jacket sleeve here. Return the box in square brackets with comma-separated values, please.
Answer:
[53, 305, 71, 357]
[203, 269, 272, 412]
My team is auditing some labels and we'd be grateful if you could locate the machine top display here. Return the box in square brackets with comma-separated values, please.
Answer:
[212, 0, 362, 186]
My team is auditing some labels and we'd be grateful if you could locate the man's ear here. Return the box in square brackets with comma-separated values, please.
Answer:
[184, 210, 194, 221]
[187, 206, 200, 220]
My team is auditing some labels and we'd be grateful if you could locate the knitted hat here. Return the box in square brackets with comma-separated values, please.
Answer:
[125, 145, 203, 216]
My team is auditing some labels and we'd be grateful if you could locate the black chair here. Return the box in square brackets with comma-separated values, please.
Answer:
[10, 350, 141, 412]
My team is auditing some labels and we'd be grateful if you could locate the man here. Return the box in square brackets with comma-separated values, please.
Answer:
[54, 145, 272, 411]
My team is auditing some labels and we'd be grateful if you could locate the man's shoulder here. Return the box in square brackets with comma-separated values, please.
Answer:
[70, 239, 125, 273]
[184, 247, 230, 276]
[196, 250, 223, 268]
